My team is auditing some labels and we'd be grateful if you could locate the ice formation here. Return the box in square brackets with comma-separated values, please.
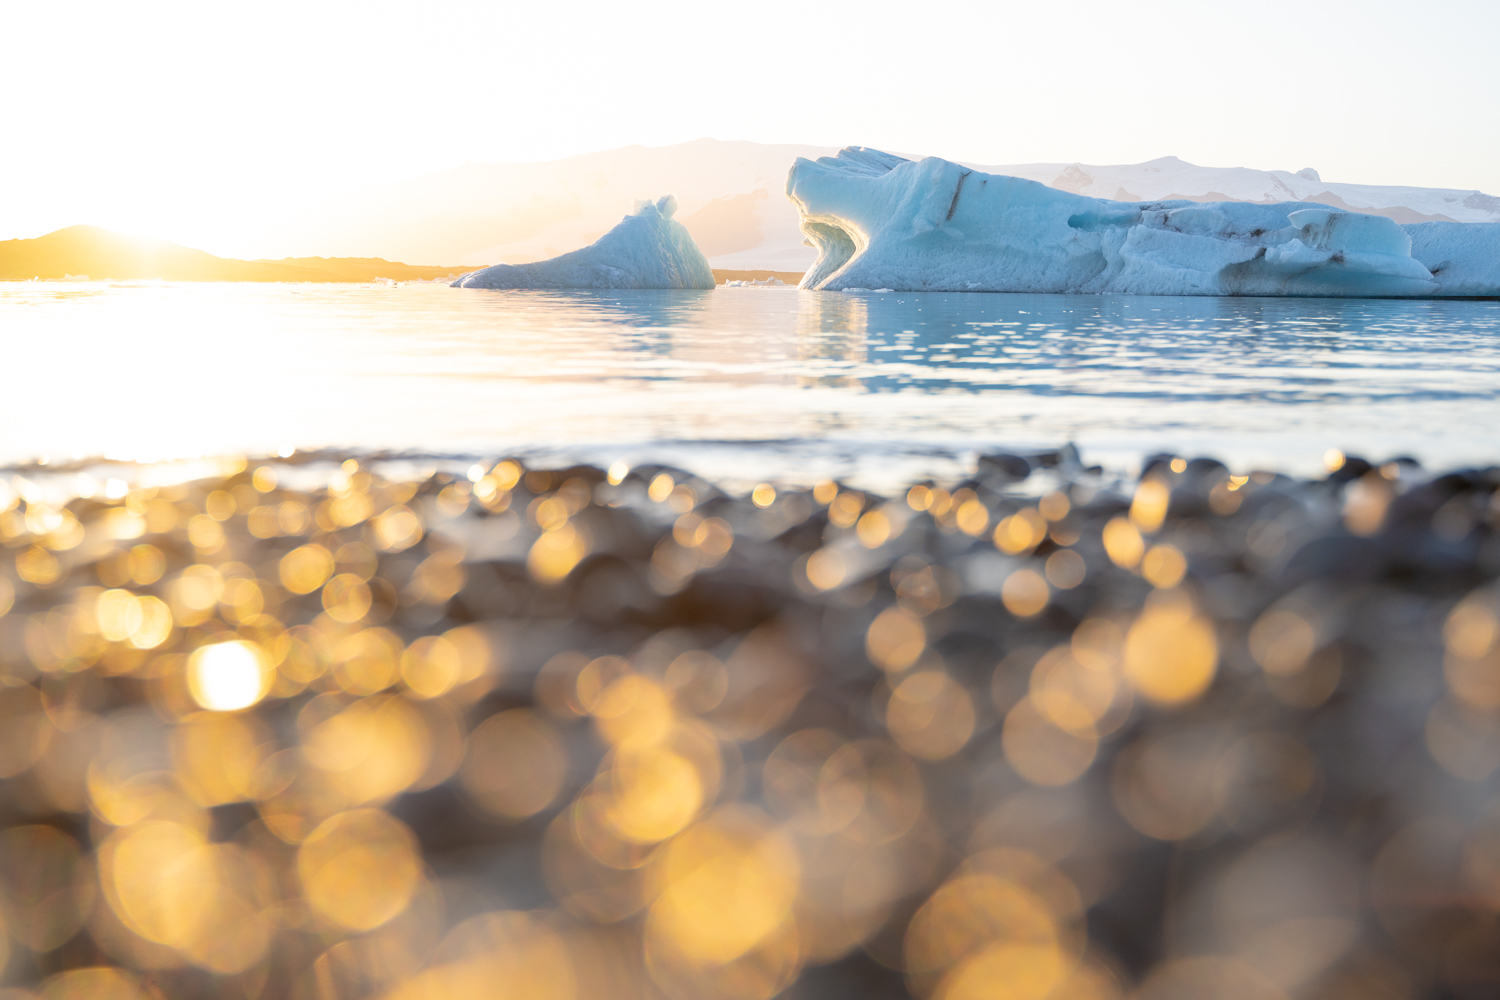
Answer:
[722, 276, 787, 287]
[453, 196, 715, 290]
[1406, 222, 1500, 297]
[788, 148, 1500, 297]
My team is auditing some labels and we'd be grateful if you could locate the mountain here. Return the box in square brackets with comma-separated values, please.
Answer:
[258, 139, 839, 272]
[990, 156, 1500, 225]
[258, 140, 1500, 272]
[0, 226, 473, 282]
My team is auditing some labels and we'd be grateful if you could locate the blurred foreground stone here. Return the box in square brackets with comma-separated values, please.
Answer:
[0, 449, 1497, 1000]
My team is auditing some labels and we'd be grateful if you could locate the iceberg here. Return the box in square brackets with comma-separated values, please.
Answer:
[1405, 222, 1500, 297]
[788, 148, 1500, 297]
[453, 195, 715, 290]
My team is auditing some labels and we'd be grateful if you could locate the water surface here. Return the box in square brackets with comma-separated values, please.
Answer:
[3, 281, 1497, 488]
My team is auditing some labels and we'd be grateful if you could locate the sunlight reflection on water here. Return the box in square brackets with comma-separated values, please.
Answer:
[2, 282, 1497, 488]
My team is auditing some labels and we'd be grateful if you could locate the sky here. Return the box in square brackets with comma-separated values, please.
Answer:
[4, 0, 1497, 258]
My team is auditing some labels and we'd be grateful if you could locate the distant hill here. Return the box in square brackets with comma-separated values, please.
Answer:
[990, 155, 1500, 225]
[0, 226, 473, 282]
[254, 139, 1500, 272]
[262, 139, 837, 273]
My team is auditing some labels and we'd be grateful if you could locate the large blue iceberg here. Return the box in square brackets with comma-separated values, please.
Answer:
[453, 195, 715, 290]
[788, 148, 1500, 297]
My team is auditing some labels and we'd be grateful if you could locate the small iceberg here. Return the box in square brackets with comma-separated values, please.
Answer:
[453, 195, 715, 290]
[723, 276, 787, 287]
[787, 147, 1500, 297]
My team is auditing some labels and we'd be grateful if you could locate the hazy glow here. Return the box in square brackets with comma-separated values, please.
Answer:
[2, 1, 1497, 257]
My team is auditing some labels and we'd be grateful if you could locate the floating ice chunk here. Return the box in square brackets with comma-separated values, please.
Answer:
[787, 147, 1499, 297]
[454, 195, 714, 290]
[722, 276, 789, 288]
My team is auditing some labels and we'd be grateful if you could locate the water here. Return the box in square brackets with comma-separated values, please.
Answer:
[3, 281, 1498, 489]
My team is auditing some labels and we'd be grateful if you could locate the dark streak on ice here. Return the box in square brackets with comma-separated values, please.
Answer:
[947, 171, 972, 221]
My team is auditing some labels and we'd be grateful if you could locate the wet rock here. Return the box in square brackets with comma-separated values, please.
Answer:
[1279, 534, 1386, 585]
[1329, 455, 1374, 482]
[978, 452, 1031, 480]
[1184, 457, 1228, 481]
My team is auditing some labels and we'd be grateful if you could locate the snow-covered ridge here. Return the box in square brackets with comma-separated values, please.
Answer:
[995, 155, 1500, 225]
[788, 148, 1500, 297]
[452, 195, 715, 290]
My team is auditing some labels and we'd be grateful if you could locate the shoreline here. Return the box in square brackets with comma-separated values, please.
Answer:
[5, 434, 1498, 502]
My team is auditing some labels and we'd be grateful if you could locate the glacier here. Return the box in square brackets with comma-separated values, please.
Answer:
[452, 195, 715, 290]
[788, 148, 1500, 297]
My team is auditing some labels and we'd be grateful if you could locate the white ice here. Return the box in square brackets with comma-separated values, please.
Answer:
[453, 195, 715, 290]
[1405, 222, 1500, 298]
[788, 148, 1500, 298]
[722, 276, 787, 287]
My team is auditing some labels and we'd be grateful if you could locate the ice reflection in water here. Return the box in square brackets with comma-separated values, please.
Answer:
[0, 283, 1497, 486]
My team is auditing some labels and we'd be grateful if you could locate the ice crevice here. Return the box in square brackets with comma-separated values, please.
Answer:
[786, 147, 1500, 297]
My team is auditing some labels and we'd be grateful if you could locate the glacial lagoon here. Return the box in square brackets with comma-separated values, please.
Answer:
[3, 281, 1498, 486]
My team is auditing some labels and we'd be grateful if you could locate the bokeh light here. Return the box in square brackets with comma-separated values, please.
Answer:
[460, 709, 567, 819]
[1122, 593, 1217, 706]
[186, 640, 269, 711]
[0, 452, 1491, 998]
[298, 809, 423, 931]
